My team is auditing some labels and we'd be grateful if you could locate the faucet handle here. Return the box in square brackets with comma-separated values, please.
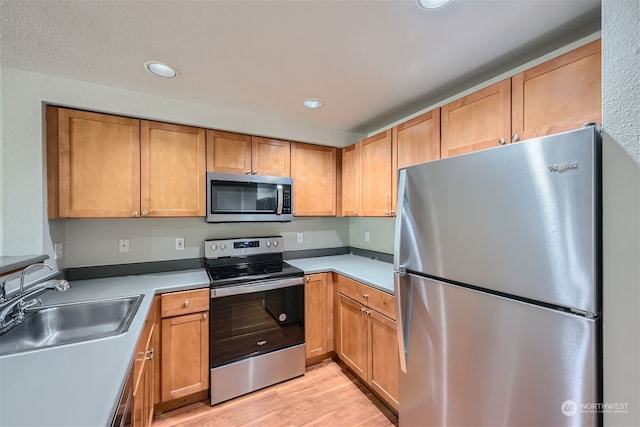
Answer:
[16, 298, 43, 319]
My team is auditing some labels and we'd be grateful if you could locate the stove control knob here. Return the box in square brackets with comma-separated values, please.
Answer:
[265, 241, 271, 247]
[221, 244, 227, 250]
[273, 240, 278, 247]
[211, 244, 217, 251]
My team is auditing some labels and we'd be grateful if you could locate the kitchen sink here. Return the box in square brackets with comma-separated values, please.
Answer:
[0, 294, 143, 356]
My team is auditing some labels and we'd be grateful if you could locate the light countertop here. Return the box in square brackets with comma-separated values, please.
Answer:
[0, 254, 393, 427]
[287, 254, 394, 294]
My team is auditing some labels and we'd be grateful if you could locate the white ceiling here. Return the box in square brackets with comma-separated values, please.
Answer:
[0, 0, 600, 135]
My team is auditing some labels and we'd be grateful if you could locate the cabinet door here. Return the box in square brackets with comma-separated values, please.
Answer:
[52, 108, 140, 218]
[251, 137, 291, 177]
[361, 130, 392, 217]
[512, 39, 601, 142]
[392, 109, 440, 212]
[341, 143, 362, 216]
[337, 295, 368, 380]
[441, 79, 511, 158]
[141, 121, 206, 217]
[206, 130, 252, 174]
[305, 273, 327, 360]
[161, 311, 209, 402]
[291, 143, 337, 216]
[368, 310, 399, 411]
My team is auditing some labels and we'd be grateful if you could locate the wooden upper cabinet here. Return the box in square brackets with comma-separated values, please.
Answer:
[206, 130, 252, 174]
[290, 143, 337, 216]
[441, 79, 511, 158]
[251, 137, 291, 177]
[361, 130, 393, 217]
[341, 143, 362, 216]
[391, 109, 440, 211]
[512, 39, 602, 142]
[141, 121, 206, 217]
[206, 131, 290, 177]
[47, 107, 141, 218]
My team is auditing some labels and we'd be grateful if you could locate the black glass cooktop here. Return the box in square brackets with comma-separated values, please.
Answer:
[205, 254, 304, 288]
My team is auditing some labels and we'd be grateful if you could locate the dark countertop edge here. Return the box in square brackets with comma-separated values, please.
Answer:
[0, 255, 50, 275]
[60, 246, 392, 281]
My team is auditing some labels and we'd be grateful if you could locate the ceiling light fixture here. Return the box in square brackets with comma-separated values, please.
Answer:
[144, 61, 179, 78]
[302, 99, 323, 109]
[418, 0, 452, 9]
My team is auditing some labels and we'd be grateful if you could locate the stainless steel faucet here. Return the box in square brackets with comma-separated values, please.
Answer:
[1, 263, 54, 303]
[0, 263, 70, 333]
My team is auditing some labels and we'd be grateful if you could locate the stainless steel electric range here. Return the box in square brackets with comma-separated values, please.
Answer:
[205, 236, 305, 405]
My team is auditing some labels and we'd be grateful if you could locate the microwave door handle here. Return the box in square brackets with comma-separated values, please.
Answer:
[276, 185, 284, 215]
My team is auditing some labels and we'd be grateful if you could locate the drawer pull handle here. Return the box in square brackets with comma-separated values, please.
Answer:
[184, 300, 190, 308]
[257, 340, 267, 346]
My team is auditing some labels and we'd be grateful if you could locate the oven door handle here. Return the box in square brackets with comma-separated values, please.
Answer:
[210, 276, 304, 298]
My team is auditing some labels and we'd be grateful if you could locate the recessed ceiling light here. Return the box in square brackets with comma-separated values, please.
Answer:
[418, 0, 452, 9]
[144, 61, 179, 78]
[303, 99, 323, 109]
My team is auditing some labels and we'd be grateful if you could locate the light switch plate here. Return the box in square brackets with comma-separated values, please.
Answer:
[365, 231, 370, 242]
[297, 233, 304, 243]
[54, 243, 64, 259]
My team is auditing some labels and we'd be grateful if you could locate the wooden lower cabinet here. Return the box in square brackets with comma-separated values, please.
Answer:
[159, 289, 209, 403]
[368, 310, 399, 409]
[304, 273, 334, 363]
[336, 286, 399, 412]
[133, 297, 157, 427]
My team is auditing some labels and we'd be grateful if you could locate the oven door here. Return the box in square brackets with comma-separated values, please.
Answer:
[206, 172, 293, 222]
[209, 279, 304, 368]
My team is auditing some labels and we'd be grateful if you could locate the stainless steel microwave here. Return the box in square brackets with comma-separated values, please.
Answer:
[206, 172, 294, 222]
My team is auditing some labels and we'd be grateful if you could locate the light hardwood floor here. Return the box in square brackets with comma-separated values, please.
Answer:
[152, 360, 398, 427]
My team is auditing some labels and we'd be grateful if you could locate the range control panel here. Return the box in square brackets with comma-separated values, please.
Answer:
[204, 236, 283, 259]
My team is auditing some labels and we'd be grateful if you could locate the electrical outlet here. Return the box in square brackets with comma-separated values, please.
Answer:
[54, 243, 64, 260]
[365, 231, 370, 242]
[297, 233, 304, 243]
[176, 237, 185, 251]
[119, 239, 130, 253]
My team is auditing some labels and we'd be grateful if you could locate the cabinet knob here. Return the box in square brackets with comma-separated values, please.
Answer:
[203, 313, 208, 320]
[360, 307, 366, 313]
[245, 171, 252, 175]
[391, 211, 396, 216]
[132, 211, 139, 217]
[184, 300, 190, 308]
[498, 138, 506, 145]
[354, 211, 359, 216]
[141, 210, 148, 217]
[145, 348, 154, 360]
[252, 171, 258, 175]
[362, 293, 369, 299]
[512, 134, 520, 142]
[306, 277, 310, 282]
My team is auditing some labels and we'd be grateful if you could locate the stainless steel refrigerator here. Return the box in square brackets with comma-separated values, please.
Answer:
[394, 125, 601, 426]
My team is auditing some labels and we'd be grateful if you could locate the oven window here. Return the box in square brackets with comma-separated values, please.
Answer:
[210, 285, 304, 368]
[211, 181, 277, 214]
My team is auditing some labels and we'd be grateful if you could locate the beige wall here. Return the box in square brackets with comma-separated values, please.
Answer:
[348, 217, 395, 255]
[601, 0, 640, 425]
[61, 217, 348, 268]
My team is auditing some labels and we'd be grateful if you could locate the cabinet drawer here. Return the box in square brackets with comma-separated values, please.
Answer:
[161, 288, 209, 318]
[337, 275, 367, 306]
[365, 286, 396, 321]
[337, 275, 395, 320]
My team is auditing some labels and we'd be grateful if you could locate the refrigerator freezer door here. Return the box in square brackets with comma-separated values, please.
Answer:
[400, 274, 598, 427]
[397, 126, 600, 314]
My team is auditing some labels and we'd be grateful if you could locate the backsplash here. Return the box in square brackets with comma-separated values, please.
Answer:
[56, 217, 349, 268]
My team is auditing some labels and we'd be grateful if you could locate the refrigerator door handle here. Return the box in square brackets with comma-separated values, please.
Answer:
[393, 169, 407, 271]
[394, 270, 408, 373]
